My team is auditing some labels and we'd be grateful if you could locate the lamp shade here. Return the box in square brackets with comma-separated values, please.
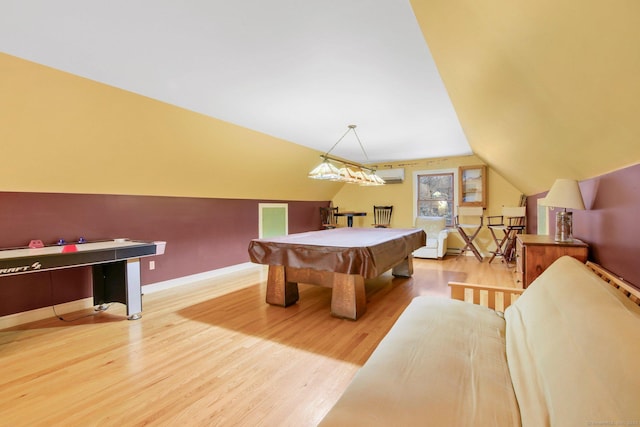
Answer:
[308, 160, 340, 180]
[540, 179, 585, 210]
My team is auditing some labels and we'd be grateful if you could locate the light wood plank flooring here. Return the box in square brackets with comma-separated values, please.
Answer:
[0, 256, 516, 427]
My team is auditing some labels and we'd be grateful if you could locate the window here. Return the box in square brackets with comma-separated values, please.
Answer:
[417, 173, 454, 226]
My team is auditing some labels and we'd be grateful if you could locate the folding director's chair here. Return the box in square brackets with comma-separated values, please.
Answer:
[487, 206, 526, 264]
[454, 206, 484, 262]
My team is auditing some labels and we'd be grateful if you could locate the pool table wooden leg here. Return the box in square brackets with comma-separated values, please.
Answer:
[265, 265, 299, 307]
[331, 273, 366, 320]
[392, 255, 414, 278]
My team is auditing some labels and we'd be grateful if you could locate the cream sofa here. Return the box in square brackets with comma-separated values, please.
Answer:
[319, 256, 640, 426]
[412, 216, 448, 259]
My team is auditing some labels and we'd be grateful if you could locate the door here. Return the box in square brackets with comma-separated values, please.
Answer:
[259, 203, 288, 238]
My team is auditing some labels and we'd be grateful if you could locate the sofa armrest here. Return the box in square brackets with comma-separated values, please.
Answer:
[449, 282, 524, 312]
[437, 229, 448, 258]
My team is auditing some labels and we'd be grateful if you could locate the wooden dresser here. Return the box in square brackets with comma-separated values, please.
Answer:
[515, 234, 588, 288]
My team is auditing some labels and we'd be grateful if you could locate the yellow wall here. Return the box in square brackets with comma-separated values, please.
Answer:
[410, 0, 640, 195]
[332, 154, 522, 256]
[0, 53, 341, 201]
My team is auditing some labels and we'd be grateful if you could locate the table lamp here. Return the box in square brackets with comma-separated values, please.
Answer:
[541, 179, 585, 242]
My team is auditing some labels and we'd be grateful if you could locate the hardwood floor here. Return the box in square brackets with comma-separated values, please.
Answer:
[0, 256, 516, 426]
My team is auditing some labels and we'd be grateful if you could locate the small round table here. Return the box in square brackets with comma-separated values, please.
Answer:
[335, 211, 367, 227]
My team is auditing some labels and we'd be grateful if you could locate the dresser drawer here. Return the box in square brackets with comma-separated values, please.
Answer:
[516, 235, 588, 288]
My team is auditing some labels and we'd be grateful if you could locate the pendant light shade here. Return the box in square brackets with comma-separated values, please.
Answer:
[307, 125, 384, 186]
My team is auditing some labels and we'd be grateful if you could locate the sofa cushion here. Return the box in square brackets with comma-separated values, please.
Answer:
[505, 256, 640, 427]
[320, 296, 521, 426]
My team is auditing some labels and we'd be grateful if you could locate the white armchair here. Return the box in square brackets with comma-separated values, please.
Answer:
[413, 216, 448, 259]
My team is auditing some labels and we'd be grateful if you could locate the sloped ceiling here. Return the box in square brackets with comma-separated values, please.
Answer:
[1, 1, 639, 196]
[0, 0, 470, 165]
[411, 0, 640, 195]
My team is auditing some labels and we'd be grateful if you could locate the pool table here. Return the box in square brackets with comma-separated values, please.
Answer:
[248, 227, 425, 320]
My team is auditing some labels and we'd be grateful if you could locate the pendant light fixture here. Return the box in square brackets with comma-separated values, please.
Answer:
[308, 125, 385, 186]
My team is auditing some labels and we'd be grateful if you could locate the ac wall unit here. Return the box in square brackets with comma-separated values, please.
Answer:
[375, 168, 405, 184]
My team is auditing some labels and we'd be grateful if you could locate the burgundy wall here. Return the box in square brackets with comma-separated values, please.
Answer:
[527, 163, 640, 288]
[0, 192, 329, 316]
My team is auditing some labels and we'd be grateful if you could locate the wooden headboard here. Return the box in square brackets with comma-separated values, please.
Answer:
[449, 261, 640, 311]
[586, 261, 640, 306]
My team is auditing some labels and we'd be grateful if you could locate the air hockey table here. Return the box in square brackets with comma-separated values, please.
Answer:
[0, 239, 166, 320]
[248, 227, 425, 320]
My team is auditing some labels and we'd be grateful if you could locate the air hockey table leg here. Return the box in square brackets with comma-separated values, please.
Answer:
[92, 259, 143, 320]
[125, 259, 143, 320]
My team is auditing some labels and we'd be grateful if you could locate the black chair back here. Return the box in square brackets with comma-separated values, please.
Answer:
[320, 207, 339, 229]
[373, 205, 393, 228]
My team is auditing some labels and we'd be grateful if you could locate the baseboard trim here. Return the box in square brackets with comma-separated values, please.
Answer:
[0, 262, 263, 329]
[447, 248, 488, 258]
[0, 297, 95, 330]
[142, 262, 261, 294]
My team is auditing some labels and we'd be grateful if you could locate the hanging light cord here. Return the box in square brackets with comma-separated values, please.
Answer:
[322, 125, 372, 168]
[323, 126, 353, 157]
[350, 125, 371, 164]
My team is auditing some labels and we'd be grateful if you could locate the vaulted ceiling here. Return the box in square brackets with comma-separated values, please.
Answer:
[0, 0, 470, 166]
[2, 0, 638, 195]
[410, 0, 640, 194]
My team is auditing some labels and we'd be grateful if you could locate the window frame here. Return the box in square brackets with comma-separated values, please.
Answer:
[413, 168, 458, 227]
